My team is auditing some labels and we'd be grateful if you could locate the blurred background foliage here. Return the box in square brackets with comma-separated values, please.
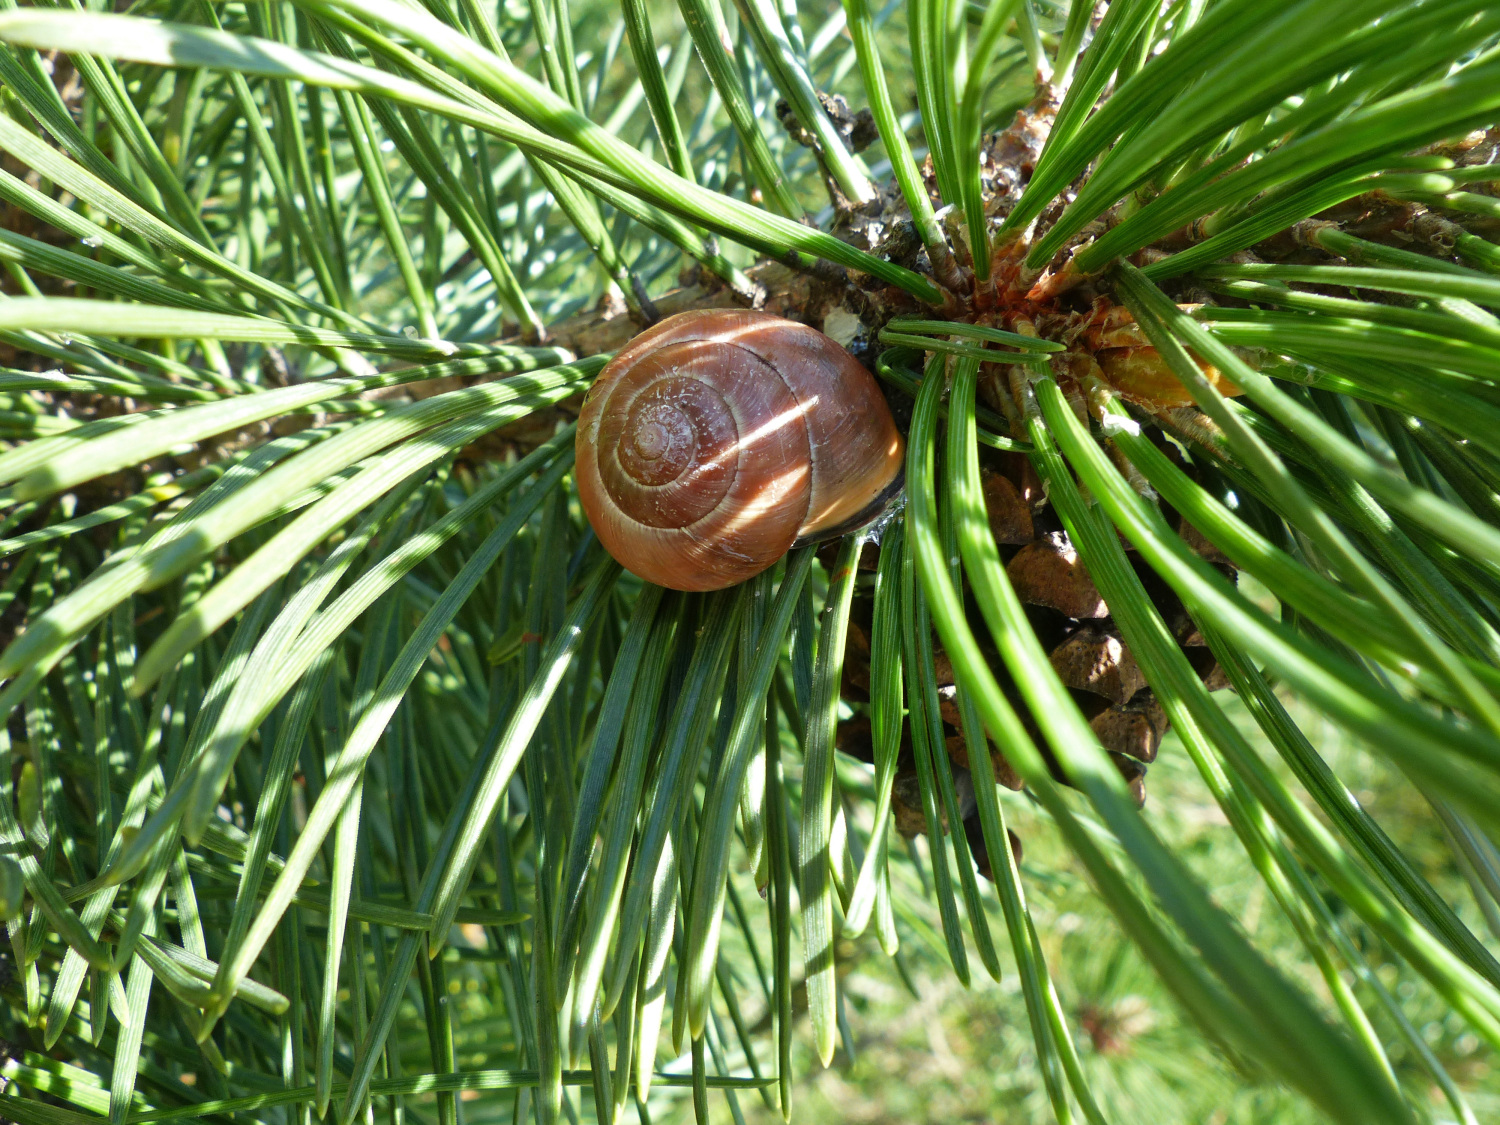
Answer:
[725, 692, 1500, 1125]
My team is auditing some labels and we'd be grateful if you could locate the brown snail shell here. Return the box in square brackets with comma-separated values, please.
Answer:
[576, 310, 905, 591]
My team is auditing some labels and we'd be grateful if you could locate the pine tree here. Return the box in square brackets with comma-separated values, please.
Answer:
[0, 2, 1498, 1124]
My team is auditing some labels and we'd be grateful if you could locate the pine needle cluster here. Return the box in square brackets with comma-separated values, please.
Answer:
[0, 3, 1498, 1125]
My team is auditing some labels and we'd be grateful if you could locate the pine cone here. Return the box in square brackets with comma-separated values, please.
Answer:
[833, 436, 1234, 879]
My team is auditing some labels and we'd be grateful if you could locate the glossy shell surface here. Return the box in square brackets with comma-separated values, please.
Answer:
[576, 310, 904, 591]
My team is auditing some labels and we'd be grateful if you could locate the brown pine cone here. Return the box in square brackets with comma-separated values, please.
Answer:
[831, 434, 1235, 867]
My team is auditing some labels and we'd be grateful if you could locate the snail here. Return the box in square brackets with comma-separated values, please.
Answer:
[576, 309, 905, 591]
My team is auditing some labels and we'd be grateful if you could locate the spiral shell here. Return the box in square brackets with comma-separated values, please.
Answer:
[576, 310, 904, 591]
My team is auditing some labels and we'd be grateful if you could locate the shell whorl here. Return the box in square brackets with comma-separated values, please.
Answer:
[576, 310, 903, 591]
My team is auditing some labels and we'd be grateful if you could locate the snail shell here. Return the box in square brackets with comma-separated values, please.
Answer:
[576, 309, 904, 591]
